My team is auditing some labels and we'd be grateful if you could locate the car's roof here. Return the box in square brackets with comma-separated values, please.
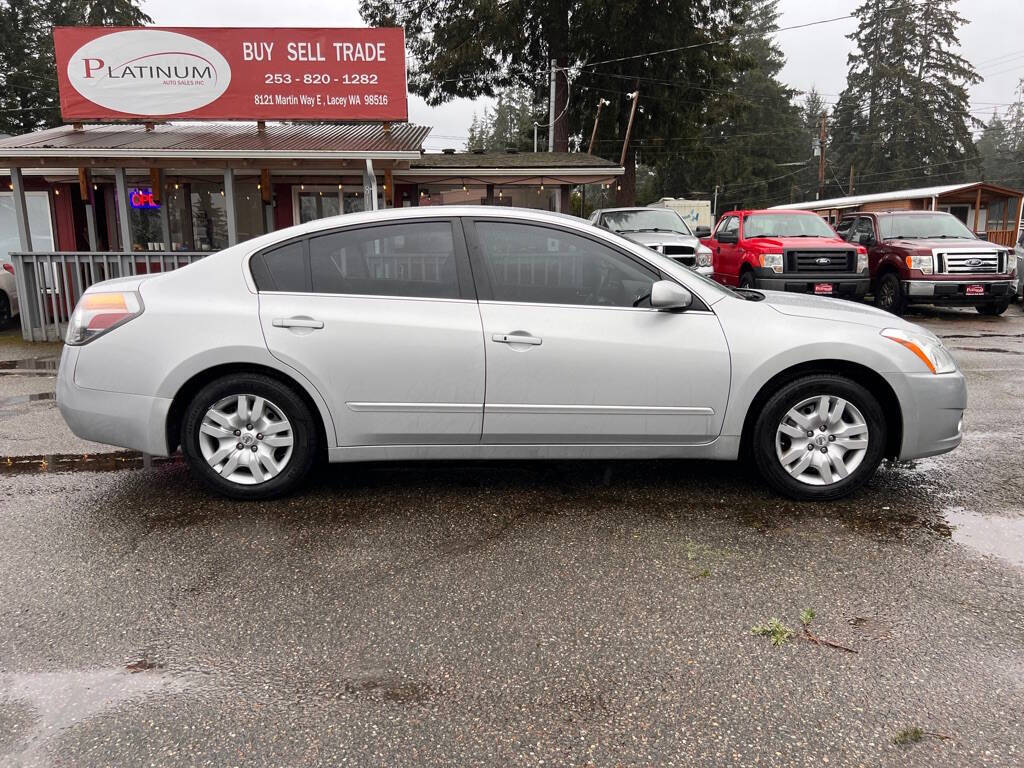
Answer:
[594, 207, 670, 214]
[720, 209, 822, 217]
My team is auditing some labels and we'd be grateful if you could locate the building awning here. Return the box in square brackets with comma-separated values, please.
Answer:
[397, 150, 623, 185]
[0, 122, 431, 165]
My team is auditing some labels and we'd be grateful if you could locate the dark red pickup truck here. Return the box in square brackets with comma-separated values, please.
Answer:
[837, 210, 1018, 315]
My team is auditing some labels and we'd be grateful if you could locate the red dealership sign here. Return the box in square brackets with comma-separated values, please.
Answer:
[53, 27, 408, 122]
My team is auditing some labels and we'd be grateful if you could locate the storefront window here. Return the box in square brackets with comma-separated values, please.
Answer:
[191, 181, 228, 251]
[296, 184, 384, 224]
[0, 191, 55, 260]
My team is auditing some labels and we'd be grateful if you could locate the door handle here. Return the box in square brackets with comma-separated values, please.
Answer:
[272, 317, 324, 329]
[492, 332, 542, 346]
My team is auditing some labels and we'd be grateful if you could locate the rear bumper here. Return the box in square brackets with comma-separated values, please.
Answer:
[56, 346, 172, 456]
[887, 370, 967, 461]
[903, 279, 1017, 302]
[753, 270, 870, 297]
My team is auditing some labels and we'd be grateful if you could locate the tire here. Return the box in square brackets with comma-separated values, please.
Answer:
[975, 300, 1009, 316]
[181, 373, 318, 500]
[873, 272, 905, 315]
[738, 270, 756, 289]
[752, 375, 887, 501]
[0, 292, 10, 329]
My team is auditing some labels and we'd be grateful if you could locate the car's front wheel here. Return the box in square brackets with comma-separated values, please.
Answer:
[752, 375, 887, 500]
[873, 272, 905, 315]
[181, 373, 318, 499]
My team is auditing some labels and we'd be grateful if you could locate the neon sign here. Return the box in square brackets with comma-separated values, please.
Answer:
[129, 187, 160, 210]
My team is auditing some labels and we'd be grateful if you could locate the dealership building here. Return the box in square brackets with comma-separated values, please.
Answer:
[0, 26, 623, 340]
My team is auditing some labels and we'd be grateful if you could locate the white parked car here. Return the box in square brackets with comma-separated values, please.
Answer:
[0, 260, 20, 327]
[57, 207, 966, 501]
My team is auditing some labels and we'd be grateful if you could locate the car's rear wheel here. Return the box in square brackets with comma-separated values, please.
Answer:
[181, 374, 318, 499]
[976, 300, 1009, 316]
[873, 272, 905, 315]
[752, 375, 887, 501]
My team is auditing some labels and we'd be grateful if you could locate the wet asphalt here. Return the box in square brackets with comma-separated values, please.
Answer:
[0, 307, 1022, 767]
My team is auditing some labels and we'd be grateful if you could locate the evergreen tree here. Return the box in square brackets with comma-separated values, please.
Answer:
[830, 0, 980, 194]
[0, 0, 151, 135]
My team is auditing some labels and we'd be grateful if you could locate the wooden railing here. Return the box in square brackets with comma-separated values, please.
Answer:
[10, 251, 212, 342]
[985, 229, 1018, 247]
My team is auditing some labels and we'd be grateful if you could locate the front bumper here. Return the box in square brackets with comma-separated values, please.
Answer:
[57, 345, 173, 456]
[903, 279, 1017, 303]
[886, 370, 967, 461]
[753, 269, 870, 297]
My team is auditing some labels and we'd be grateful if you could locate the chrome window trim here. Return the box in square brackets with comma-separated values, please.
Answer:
[258, 290, 477, 305]
[477, 299, 714, 314]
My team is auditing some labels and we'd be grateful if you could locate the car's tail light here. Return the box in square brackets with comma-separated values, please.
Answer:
[65, 291, 144, 345]
[2, 263, 13, 275]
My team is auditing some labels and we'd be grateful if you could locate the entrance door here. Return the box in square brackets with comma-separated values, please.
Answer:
[466, 219, 731, 444]
[256, 218, 485, 446]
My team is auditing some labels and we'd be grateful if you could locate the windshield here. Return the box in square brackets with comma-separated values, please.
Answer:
[743, 213, 837, 239]
[879, 213, 978, 240]
[601, 209, 693, 236]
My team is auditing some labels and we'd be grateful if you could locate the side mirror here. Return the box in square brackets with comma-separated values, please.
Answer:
[694, 225, 711, 238]
[651, 280, 693, 311]
[858, 232, 875, 247]
[716, 230, 738, 244]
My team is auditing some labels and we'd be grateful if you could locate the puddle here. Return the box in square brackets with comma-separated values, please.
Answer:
[944, 507, 1024, 569]
[1, 665, 189, 767]
[0, 451, 179, 474]
[0, 391, 55, 407]
[0, 357, 59, 375]
[948, 346, 1023, 356]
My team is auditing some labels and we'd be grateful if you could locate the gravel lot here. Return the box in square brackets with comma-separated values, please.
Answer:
[0, 305, 1022, 767]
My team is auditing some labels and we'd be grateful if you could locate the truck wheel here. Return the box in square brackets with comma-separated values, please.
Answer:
[752, 375, 887, 501]
[739, 271, 756, 289]
[976, 300, 1009, 316]
[873, 272, 905, 315]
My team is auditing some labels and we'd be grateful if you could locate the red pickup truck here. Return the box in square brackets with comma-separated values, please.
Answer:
[703, 209, 869, 298]
[837, 210, 1017, 316]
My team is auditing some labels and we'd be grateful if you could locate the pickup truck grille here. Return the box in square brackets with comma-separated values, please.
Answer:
[786, 250, 855, 273]
[936, 249, 1002, 274]
[661, 245, 695, 257]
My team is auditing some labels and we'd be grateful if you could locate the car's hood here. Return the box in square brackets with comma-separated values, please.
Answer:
[745, 236, 848, 249]
[882, 237, 994, 250]
[619, 231, 701, 248]
[759, 290, 921, 332]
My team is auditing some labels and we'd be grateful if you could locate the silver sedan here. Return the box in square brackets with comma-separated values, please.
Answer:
[57, 207, 966, 501]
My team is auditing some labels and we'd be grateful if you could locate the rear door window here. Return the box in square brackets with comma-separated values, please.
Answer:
[308, 221, 461, 299]
[250, 240, 308, 292]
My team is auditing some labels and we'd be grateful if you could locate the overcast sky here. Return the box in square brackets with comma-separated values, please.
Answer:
[141, 0, 1023, 149]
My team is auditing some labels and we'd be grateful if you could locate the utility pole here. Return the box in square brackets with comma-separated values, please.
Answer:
[848, 164, 854, 195]
[533, 122, 538, 153]
[548, 58, 557, 152]
[712, 184, 720, 220]
[587, 99, 609, 155]
[817, 112, 827, 200]
[619, 91, 639, 167]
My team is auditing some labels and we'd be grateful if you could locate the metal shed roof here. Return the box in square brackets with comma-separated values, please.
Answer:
[770, 182, 1022, 211]
[0, 122, 431, 161]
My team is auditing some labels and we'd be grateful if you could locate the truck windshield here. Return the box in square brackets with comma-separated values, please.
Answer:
[743, 213, 837, 238]
[601, 209, 692, 235]
[879, 213, 978, 240]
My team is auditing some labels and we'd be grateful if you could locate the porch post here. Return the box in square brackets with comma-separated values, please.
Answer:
[113, 167, 133, 253]
[156, 169, 172, 251]
[10, 167, 32, 253]
[10, 166, 40, 340]
[78, 168, 99, 251]
[363, 159, 378, 211]
[972, 187, 982, 233]
[261, 169, 273, 233]
[223, 167, 238, 246]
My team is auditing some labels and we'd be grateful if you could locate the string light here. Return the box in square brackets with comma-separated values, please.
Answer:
[256, 183, 261, 190]
[174, 183, 180, 190]
[540, 183, 544, 190]
[54, 188, 60, 196]
[301, 184, 305, 191]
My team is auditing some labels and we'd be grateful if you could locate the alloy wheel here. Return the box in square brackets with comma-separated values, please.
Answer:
[198, 394, 294, 485]
[774, 395, 869, 486]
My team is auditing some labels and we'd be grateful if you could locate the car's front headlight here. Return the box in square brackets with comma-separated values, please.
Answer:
[759, 252, 783, 273]
[66, 291, 144, 345]
[696, 245, 712, 267]
[881, 328, 957, 374]
[905, 253, 933, 275]
[856, 250, 868, 273]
